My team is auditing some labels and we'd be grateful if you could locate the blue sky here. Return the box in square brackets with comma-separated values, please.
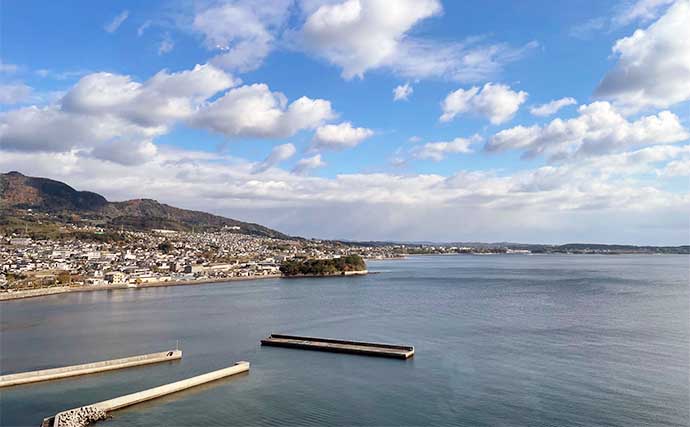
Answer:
[1, 0, 689, 244]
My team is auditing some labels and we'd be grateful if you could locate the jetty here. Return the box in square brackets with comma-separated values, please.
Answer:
[0, 350, 182, 388]
[261, 334, 414, 359]
[41, 361, 250, 427]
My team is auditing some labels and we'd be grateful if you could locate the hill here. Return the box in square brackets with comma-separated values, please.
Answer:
[0, 171, 289, 239]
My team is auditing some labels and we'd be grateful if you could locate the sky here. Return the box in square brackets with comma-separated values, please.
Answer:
[1, 0, 689, 244]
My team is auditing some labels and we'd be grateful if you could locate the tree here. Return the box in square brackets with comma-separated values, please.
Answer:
[158, 241, 173, 254]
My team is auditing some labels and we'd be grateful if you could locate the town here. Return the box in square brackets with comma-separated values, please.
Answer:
[0, 226, 405, 292]
[3, 224, 686, 295]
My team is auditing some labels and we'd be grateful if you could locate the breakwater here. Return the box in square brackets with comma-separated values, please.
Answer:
[0, 350, 182, 387]
[261, 334, 414, 359]
[43, 361, 250, 427]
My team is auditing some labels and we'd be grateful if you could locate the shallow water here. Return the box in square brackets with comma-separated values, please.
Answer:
[1, 254, 688, 426]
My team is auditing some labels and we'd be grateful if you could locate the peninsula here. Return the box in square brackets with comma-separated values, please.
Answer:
[279, 254, 368, 277]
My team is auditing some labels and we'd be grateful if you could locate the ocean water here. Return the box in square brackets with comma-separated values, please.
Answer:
[0, 254, 688, 427]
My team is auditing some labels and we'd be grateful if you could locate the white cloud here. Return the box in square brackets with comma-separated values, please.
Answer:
[253, 143, 297, 173]
[91, 140, 158, 166]
[0, 61, 19, 73]
[193, 0, 292, 72]
[569, 17, 607, 39]
[292, 154, 325, 174]
[0, 83, 32, 104]
[613, 0, 675, 27]
[0, 64, 237, 165]
[298, 0, 535, 81]
[104, 10, 129, 33]
[158, 33, 174, 55]
[392, 38, 538, 83]
[300, 0, 441, 79]
[530, 97, 577, 117]
[311, 121, 373, 150]
[61, 64, 237, 126]
[413, 136, 479, 161]
[595, 0, 690, 111]
[571, 0, 674, 38]
[658, 158, 690, 176]
[137, 20, 152, 37]
[1, 144, 687, 244]
[393, 83, 413, 101]
[191, 83, 334, 138]
[440, 83, 527, 124]
[487, 101, 689, 160]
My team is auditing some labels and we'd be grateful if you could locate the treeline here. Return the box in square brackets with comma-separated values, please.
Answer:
[280, 254, 366, 276]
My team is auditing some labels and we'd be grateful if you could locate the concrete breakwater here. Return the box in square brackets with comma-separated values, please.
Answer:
[261, 334, 414, 359]
[0, 350, 182, 387]
[43, 361, 250, 427]
[0, 286, 72, 301]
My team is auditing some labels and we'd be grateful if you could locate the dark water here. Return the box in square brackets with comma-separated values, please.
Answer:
[1, 255, 688, 427]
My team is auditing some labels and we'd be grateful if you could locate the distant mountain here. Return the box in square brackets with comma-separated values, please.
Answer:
[0, 171, 289, 238]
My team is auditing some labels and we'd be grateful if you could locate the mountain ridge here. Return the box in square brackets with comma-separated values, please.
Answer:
[0, 171, 289, 239]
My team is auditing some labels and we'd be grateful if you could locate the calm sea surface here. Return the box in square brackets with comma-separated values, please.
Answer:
[1, 255, 688, 427]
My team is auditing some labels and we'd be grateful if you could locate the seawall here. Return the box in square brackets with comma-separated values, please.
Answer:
[44, 361, 250, 427]
[0, 274, 282, 302]
[0, 350, 182, 387]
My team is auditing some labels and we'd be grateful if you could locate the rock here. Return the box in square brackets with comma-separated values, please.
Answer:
[54, 406, 107, 427]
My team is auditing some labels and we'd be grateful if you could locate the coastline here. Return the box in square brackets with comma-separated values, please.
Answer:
[281, 270, 369, 279]
[0, 274, 282, 302]
[0, 270, 372, 302]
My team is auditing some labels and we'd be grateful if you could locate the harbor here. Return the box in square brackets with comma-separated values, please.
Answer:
[41, 361, 250, 427]
[0, 350, 182, 388]
[261, 334, 415, 359]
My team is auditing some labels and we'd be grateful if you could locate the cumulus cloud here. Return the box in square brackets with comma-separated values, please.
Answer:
[193, 0, 292, 72]
[311, 122, 373, 150]
[61, 64, 237, 126]
[0, 83, 32, 104]
[292, 154, 325, 174]
[253, 143, 297, 173]
[440, 83, 527, 124]
[191, 83, 334, 138]
[393, 83, 413, 101]
[595, 0, 690, 111]
[104, 10, 129, 33]
[299, 0, 441, 79]
[0, 64, 238, 164]
[530, 97, 577, 117]
[487, 101, 689, 160]
[413, 136, 480, 161]
[298, 0, 535, 81]
[90, 140, 158, 166]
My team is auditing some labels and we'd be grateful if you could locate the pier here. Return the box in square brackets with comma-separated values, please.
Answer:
[0, 350, 182, 388]
[261, 334, 414, 359]
[42, 361, 250, 427]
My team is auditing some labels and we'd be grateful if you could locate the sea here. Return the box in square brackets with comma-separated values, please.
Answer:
[1, 254, 688, 426]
